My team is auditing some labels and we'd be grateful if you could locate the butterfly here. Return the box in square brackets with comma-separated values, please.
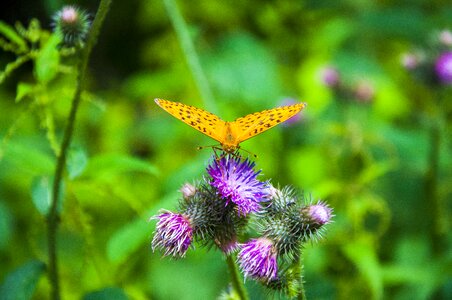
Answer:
[154, 98, 307, 154]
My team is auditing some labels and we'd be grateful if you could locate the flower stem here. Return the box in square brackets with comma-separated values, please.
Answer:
[47, 1, 112, 299]
[295, 253, 307, 300]
[162, 0, 217, 113]
[226, 255, 249, 300]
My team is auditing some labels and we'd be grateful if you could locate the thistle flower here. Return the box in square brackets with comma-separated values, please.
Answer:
[151, 211, 193, 258]
[435, 51, 452, 84]
[207, 156, 268, 216]
[238, 238, 278, 282]
[52, 5, 90, 48]
[320, 66, 340, 88]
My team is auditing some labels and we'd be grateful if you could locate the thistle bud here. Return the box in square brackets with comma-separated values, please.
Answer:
[53, 5, 90, 48]
[180, 183, 197, 200]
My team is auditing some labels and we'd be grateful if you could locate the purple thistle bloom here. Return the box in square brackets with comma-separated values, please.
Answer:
[238, 238, 278, 282]
[306, 202, 333, 226]
[207, 156, 268, 216]
[151, 211, 193, 258]
[435, 51, 452, 84]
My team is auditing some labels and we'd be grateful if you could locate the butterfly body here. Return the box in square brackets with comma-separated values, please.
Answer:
[154, 98, 306, 153]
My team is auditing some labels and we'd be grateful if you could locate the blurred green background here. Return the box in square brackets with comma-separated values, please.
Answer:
[0, 0, 451, 299]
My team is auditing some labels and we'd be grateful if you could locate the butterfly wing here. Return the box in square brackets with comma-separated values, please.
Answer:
[154, 98, 226, 143]
[232, 102, 307, 143]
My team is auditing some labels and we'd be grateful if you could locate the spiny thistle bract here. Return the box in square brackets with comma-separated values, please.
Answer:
[52, 5, 90, 48]
[150, 154, 333, 296]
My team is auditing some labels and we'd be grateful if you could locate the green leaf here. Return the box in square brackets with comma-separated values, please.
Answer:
[343, 238, 383, 299]
[83, 154, 159, 178]
[2, 140, 55, 175]
[0, 260, 45, 300]
[0, 201, 13, 250]
[107, 216, 151, 264]
[34, 34, 60, 83]
[15, 82, 34, 103]
[67, 147, 88, 180]
[83, 287, 128, 300]
[31, 176, 64, 216]
[0, 20, 27, 51]
[203, 33, 282, 106]
[107, 192, 177, 264]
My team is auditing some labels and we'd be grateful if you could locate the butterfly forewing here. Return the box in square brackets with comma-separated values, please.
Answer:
[233, 103, 306, 143]
[154, 98, 226, 143]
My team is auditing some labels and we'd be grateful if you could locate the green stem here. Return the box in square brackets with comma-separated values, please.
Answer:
[226, 255, 249, 300]
[47, 1, 112, 299]
[162, 0, 217, 113]
[295, 253, 307, 300]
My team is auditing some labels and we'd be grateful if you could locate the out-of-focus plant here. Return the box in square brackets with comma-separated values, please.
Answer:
[0, 1, 112, 299]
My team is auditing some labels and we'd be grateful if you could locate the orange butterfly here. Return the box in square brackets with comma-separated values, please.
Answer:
[155, 98, 306, 153]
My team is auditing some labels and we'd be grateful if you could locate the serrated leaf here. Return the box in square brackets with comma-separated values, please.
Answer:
[0, 260, 45, 300]
[83, 154, 159, 178]
[83, 287, 128, 300]
[35, 34, 60, 83]
[0, 20, 27, 51]
[15, 82, 34, 103]
[67, 147, 88, 180]
[31, 176, 64, 216]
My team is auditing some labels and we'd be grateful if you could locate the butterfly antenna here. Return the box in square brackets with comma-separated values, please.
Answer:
[239, 148, 258, 160]
[197, 144, 226, 160]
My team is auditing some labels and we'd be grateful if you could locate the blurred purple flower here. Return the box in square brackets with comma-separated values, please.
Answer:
[238, 238, 278, 282]
[354, 80, 375, 103]
[320, 66, 340, 87]
[435, 51, 452, 84]
[207, 156, 268, 216]
[151, 212, 193, 258]
[439, 29, 452, 47]
[401, 53, 420, 70]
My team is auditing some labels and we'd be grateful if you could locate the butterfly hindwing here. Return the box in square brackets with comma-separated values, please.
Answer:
[233, 103, 306, 143]
[154, 98, 226, 143]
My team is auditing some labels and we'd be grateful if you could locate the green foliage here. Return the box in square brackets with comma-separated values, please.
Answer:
[0, 0, 451, 299]
[0, 260, 46, 300]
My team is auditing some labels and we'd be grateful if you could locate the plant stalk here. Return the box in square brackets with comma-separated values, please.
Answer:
[162, 0, 217, 113]
[226, 255, 249, 300]
[47, 1, 112, 299]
